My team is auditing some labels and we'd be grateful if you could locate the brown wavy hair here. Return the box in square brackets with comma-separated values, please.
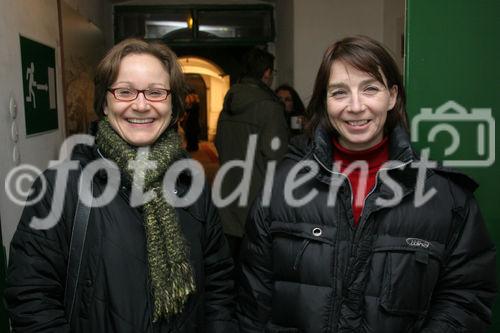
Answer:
[305, 35, 408, 137]
[94, 38, 186, 128]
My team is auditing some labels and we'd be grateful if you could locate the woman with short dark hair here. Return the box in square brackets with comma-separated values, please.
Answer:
[237, 35, 496, 332]
[6, 38, 237, 332]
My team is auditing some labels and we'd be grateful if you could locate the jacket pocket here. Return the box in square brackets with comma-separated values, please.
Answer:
[374, 236, 443, 316]
[269, 221, 335, 287]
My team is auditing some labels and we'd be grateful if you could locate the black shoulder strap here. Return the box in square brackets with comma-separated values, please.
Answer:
[64, 167, 93, 323]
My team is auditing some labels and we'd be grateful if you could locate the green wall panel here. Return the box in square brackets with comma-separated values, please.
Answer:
[405, 0, 500, 331]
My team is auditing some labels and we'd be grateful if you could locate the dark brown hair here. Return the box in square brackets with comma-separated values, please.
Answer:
[94, 38, 186, 127]
[305, 35, 408, 136]
[243, 47, 275, 80]
[275, 84, 306, 114]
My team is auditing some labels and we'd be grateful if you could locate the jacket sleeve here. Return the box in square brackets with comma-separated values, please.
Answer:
[202, 190, 239, 333]
[4, 171, 72, 332]
[236, 198, 273, 332]
[258, 100, 289, 162]
[421, 193, 497, 332]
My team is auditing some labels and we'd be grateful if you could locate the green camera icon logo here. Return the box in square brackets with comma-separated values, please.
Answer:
[411, 100, 495, 167]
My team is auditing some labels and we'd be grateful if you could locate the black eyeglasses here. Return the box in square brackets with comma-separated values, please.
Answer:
[107, 87, 171, 102]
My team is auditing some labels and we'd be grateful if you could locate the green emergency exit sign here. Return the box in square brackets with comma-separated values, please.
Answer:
[20, 35, 58, 135]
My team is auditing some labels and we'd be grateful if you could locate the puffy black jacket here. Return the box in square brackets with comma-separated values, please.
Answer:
[237, 126, 496, 333]
[5, 143, 237, 333]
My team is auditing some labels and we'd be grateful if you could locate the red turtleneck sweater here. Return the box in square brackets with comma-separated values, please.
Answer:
[332, 137, 389, 226]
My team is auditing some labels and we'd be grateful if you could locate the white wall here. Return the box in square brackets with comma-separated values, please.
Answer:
[293, 0, 385, 104]
[383, 0, 405, 71]
[0, 0, 114, 255]
[0, 0, 66, 255]
[291, 0, 405, 105]
[63, 0, 113, 47]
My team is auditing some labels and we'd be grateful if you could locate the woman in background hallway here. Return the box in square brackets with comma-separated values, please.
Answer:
[183, 89, 201, 152]
[5, 38, 236, 332]
[237, 36, 496, 332]
[276, 84, 306, 136]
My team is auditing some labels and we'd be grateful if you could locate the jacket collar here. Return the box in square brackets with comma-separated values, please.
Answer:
[287, 124, 479, 216]
[222, 76, 279, 114]
[240, 76, 273, 91]
[302, 126, 419, 217]
[310, 125, 415, 173]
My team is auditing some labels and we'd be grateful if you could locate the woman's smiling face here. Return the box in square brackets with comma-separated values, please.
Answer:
[104, 53, 172, 146]
[326, 60, 398, 151]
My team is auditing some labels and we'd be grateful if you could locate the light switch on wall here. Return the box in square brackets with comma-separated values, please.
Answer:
[11, 122, 18, 143]
[12, 145, 20, 165]
[9, 96, 17, 119]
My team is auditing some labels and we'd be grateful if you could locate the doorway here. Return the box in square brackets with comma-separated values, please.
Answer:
[178, 56, 230, 141]
[185, 74, 207, 140]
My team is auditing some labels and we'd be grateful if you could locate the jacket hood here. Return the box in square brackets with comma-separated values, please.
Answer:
[223, 77, 278, 115]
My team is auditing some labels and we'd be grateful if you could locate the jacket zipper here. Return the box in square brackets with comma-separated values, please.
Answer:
[345, 161, 411, 268]
[355, 160, 413, 242]
[314, 153, 413, 331]
[313, 154, 353, 205]
[313, 153, 353, 332]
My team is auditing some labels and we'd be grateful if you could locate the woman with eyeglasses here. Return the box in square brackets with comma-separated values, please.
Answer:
[5, 38, 237, 332]
[237, 36, 496, 332]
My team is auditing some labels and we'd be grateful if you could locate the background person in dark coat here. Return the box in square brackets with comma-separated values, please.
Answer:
[215, 48, 288, 261]
[5, 38, 237, 333]
[275, 84, 306, 137]
[237, 36, 496, 332]
[183, 90, 201, 152]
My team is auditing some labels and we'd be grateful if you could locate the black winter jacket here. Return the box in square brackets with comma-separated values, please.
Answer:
[215, 77, 288, 237]
[5, 143, 237, 333]
[237, 126, 496, 333]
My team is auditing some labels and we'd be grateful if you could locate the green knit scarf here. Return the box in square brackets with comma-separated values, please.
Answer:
[95, 119, 195, 321]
